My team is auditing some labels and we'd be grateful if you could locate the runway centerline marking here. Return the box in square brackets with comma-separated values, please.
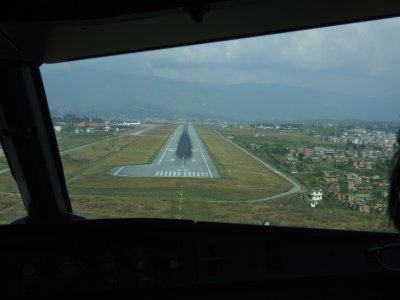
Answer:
[193, 129, 213, 178]
[157, 134, 176, 166]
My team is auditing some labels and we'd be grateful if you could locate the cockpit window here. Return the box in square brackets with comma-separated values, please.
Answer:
[37, 17, 400, 232]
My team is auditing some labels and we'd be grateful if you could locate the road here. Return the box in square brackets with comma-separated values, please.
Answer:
[129, 124, 159, 136]
[110, 125, 220, 178]
[213, 130, 302, 203]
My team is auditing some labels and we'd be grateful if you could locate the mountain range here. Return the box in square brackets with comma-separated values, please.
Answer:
[42, 67, 400, 122]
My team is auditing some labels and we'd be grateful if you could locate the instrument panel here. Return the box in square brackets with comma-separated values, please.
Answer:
[0, 219, 397, 299]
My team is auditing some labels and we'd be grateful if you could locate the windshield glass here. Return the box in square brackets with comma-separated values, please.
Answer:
[39, 17, 400, 232]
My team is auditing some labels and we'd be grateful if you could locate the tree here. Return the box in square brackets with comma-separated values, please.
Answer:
[298, 153, 305, 164]
[338, 177, 348, 193]
[372, 188, 382, 199]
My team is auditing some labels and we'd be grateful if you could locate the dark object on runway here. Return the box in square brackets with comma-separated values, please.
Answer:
[176, 125, 193, 159]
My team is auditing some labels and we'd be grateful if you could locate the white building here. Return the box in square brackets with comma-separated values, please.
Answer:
[53, 125, 62, 133]
[308, 189, 323, 208]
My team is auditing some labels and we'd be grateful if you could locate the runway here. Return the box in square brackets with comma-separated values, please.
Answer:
[109, 125, 220, 178]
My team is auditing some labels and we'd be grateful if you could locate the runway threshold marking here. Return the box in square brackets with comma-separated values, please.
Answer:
[192, 128, 213, 178]
[153, 170, 212, 177]
[114, 166, 125, 176]
[157, 133, 176, 166]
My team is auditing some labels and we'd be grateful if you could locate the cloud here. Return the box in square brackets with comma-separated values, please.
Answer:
[42, 17, 400, 97]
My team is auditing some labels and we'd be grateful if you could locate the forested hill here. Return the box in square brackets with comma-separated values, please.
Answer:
[42, 67, 400, 122]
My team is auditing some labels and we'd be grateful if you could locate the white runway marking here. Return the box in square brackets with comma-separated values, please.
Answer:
[157, 134, 176, 166]
[193, 129, 213, 178]
[153, 170, 207, 178]
[114, 166, 124, 176]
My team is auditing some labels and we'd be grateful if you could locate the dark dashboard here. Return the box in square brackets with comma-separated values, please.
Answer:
[0, 219, 398, 299]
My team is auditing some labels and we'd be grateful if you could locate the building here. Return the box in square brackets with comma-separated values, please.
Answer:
[311, 156, 321, 163]
[285, 156, 298, 165]
[54, 125, 62, 133]
[325, 148, 336, 155]
[85, 127, 94, 133]
[298, 147, 314, 157]
[324, 171, 339, 183]
[308, 189, 323, 208]
[356, 159, 366, 168]
[351, 199, 371, 213]
[337, 193, 356, 202]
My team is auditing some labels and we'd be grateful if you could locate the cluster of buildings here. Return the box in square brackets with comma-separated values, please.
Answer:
[313, 127, 396, 148]
[284, 141, 393, 169]
[53, 120, 143, 134]
[73, 121, 103, 133]
[291, 128, 395, 212]
[308, 170, 389, 213]
[307, 169, 389, 213]
[53, 121, 105, 134]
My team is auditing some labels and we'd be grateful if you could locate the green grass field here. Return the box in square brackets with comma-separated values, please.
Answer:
[0, 156, 9, 170]
[219, 127, 346, 149]
[56, 131, 114, 151]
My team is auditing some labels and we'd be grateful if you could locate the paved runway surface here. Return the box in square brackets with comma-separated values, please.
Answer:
[110, 125, 220, 178]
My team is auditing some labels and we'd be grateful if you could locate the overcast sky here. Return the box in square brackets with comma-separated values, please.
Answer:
[43, 16, 400, 98]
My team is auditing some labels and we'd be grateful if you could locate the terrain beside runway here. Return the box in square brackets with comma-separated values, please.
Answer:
[110, 125, 220, 178]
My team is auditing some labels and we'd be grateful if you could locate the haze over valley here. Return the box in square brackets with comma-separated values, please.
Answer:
[43, 69, 400, 122]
